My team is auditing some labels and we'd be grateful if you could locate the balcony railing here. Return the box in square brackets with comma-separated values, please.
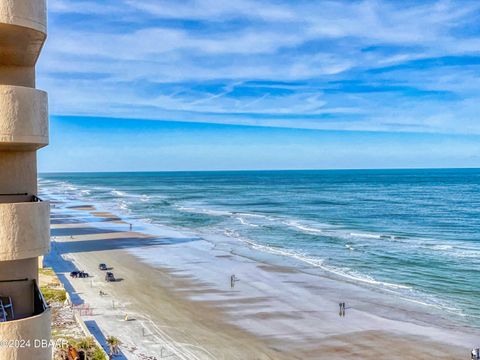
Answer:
[33, 279, 48, 316]
[0, 193, 41, 204]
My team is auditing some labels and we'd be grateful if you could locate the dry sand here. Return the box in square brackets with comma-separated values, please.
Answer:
[45, 203, 480, 359]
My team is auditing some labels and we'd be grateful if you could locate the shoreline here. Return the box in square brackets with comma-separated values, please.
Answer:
[46, 200, 480, 359]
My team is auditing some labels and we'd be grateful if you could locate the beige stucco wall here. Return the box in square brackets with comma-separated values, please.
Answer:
[0, 308, 52, 360]
[0, 257, 38, 283]
[0, 151, 37, 194]
[0, 258, 38, 315]
[0, 0, 47, 68]
[0, 0, 46, 34]
[0, 85, 48, 150]
[0, 2, 50, 359]
[0, 66, 35, 87]
[0, 201, 50, 261]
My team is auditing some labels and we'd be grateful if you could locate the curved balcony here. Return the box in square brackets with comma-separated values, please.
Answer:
[0, 85, 48, 150]
[0, 0, 47, 66]
[0, 0, 46, 33]
[0, 194, 50, 261]
[0, 280, 51, 359]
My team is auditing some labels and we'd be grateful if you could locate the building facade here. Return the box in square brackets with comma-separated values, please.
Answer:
[0, 1, 51, 359]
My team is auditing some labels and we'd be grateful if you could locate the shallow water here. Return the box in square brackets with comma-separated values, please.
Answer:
[39, 169, 480, 325]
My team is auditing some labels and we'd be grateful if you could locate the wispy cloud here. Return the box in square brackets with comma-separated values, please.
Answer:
[39, 0, 480, 134]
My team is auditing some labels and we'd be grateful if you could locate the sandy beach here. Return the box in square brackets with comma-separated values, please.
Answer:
[45, 201, 480, 359]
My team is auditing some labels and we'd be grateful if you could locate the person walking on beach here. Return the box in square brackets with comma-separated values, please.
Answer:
[230, 274, 238, 288]
[129, 223, 132, 231]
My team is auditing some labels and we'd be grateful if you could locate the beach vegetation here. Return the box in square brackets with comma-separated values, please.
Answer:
[74, 337, 107, 360]
[39, 267, 56, 277]
[41, 286, 67, 303]
[53, 335, 107, 360]
[106, 336, 121, 357]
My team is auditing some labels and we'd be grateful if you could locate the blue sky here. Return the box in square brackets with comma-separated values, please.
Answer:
[37, 0, 480, 171]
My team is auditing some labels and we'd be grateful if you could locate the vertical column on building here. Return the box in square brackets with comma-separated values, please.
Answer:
[0, 1, 51, 359]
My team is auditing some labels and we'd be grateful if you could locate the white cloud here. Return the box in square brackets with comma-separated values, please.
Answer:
[39, 0, 480, 135]
[48, 0, 122, 15]
[124, 0, 296, 22]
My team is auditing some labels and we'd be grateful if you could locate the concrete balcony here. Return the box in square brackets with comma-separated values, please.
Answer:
[0, 194, 50, 261]
[0, 0, 47, 66]
[0, 280, 51, 359]
[0, 85, 48, 150]
[0, 0, 46, 33]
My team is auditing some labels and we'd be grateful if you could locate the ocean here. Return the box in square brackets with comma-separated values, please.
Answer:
[39, 168, 480, 326]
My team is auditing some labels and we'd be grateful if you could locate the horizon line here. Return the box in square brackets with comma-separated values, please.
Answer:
[39, 166, 480, 175]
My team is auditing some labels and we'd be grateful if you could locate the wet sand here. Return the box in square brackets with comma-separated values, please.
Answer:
[45, 203, 479, 359]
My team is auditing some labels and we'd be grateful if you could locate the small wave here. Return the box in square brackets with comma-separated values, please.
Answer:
[236, 217, 260, 227]
[224, 229, 239, 237]
[421, 243, 480, 259]
[284, 220, 325, 235]
[118, 200, 130, 212]
[202, 209, 232, 216]
[450, 250, 480, 259]
[234, 212, 269, 219]
[430, 244, 453, 251]
[350, 232, 382, 239]
[380, 235, 399, 240]
[109, 190, 164, 203]
[111, 190, 127, 197]
[41, 180, 81, 195]
[177, 206, 233, 217]
[394, 293, 468, 317]
[239, 237, 411, 291]
[320, 263, 412, 290]
[177, 205, 277, 223]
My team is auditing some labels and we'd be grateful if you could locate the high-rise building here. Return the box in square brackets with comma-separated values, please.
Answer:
[0, 1, 51, 359]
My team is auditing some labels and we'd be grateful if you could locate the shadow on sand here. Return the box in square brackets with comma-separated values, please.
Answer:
[51, 227, 122, 237]
[51, 217, 122, 225]
[45, 244, 86, 305]
[52, 234, 198, 254]
[46, 226, 199, 306]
